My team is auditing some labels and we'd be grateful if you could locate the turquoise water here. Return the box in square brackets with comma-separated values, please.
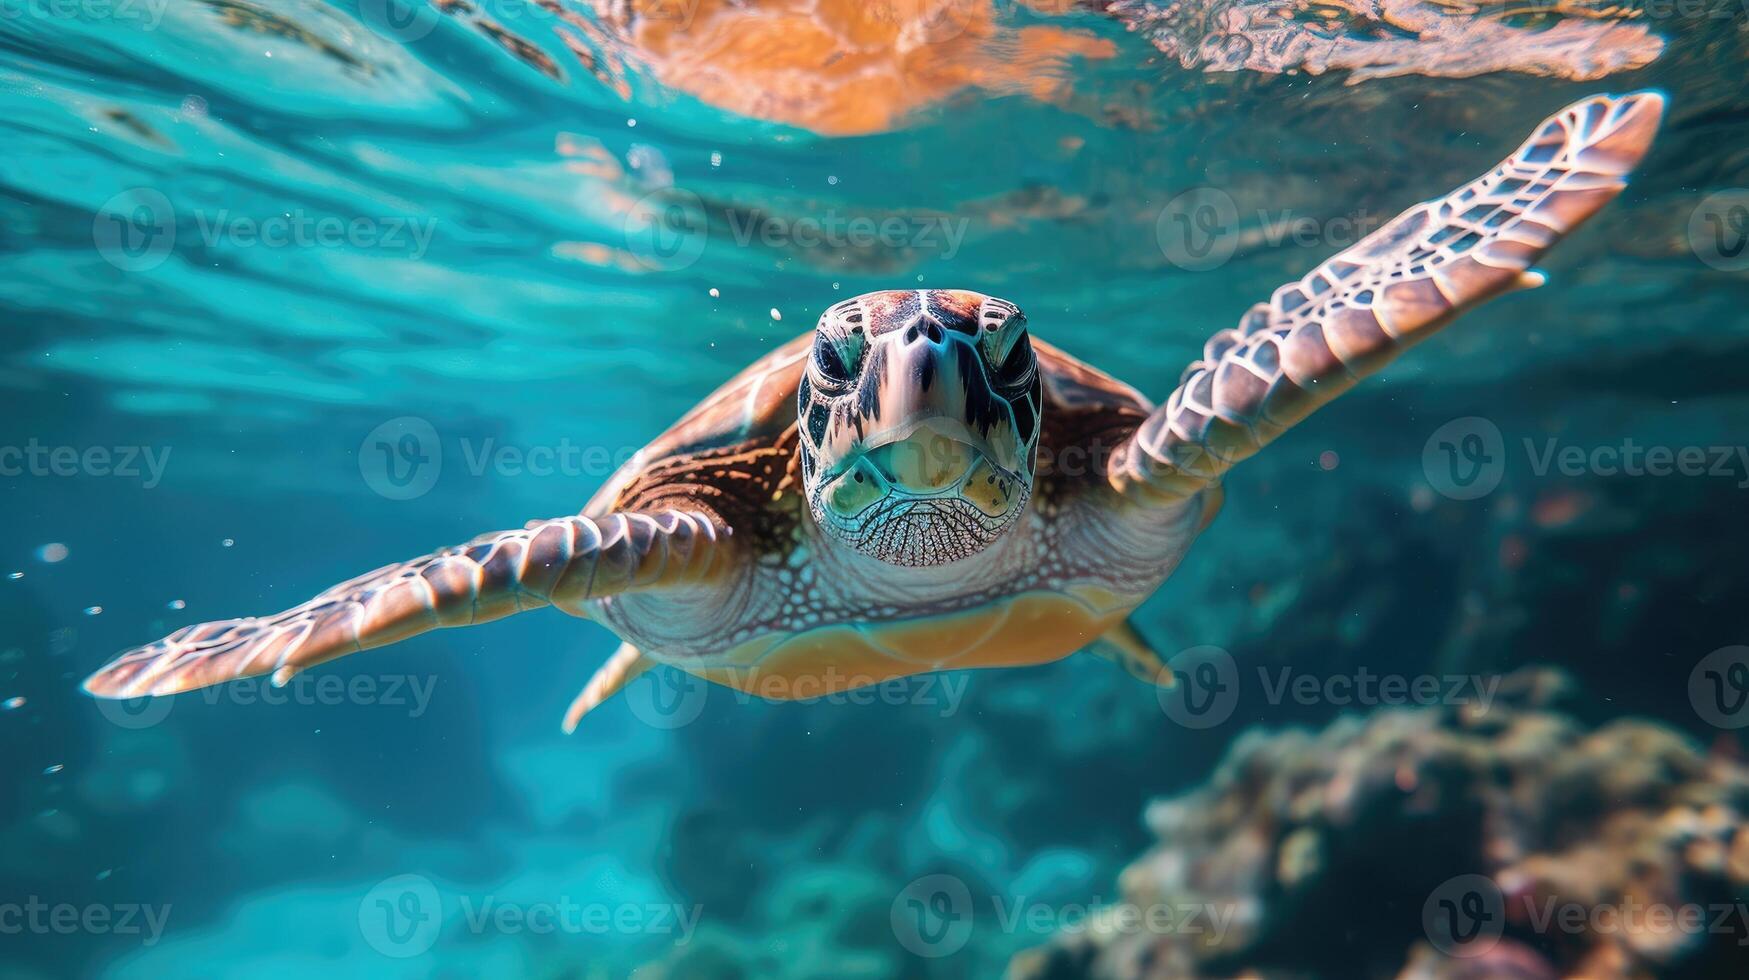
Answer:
[4, 3, 1749, 978]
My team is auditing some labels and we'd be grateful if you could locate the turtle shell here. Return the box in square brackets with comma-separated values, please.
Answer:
[584, 332, 1151, 516]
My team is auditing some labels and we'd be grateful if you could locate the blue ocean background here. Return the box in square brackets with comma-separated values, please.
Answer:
[4, 2, 1749, 977]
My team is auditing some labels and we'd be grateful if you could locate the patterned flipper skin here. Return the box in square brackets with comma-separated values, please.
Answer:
[1110, 92, 1665, 505]
[83, 511, 725, 699]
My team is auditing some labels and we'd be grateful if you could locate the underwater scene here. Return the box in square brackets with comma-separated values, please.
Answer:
[5, 1, 1749, 977]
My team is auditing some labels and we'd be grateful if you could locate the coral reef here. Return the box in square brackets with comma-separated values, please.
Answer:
[1011, 669, 1749, 979]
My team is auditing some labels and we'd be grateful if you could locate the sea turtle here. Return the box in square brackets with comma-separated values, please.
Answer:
[85, 92, 1663, 730]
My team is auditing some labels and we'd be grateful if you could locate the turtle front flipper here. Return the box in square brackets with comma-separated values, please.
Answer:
[83, 511, 728, 700]
[1109, 91, 1664, 506]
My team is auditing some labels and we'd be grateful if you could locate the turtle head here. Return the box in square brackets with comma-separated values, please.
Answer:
[796, 289, 1042, 567]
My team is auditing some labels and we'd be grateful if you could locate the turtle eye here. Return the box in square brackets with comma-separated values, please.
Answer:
[994, 330, 1035, 388]
[813, 338, 856, 385]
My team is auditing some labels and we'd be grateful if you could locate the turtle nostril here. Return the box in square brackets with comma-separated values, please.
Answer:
[904, 322, 944, 346]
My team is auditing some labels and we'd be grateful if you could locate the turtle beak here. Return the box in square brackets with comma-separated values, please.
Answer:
[866, 419, 985, 494]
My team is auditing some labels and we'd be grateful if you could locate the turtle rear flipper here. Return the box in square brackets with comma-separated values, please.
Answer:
[83, 511, 728, 700]
[1110, 91, 1665, 504]
[1086, 618, 1174, 688]
[562, 642, 653, 733]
